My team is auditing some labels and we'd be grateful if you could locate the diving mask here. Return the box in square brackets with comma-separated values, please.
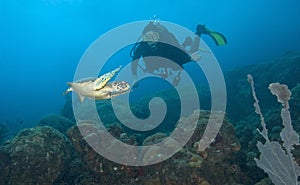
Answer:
[143, 31, 159, 42]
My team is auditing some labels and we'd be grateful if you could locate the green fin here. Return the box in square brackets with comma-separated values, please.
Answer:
[206, 30, 227, 46]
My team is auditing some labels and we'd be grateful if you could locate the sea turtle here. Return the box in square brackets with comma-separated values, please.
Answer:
[63, 66, 130, 103]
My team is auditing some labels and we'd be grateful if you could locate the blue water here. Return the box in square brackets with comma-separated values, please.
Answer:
[1, 0, 300, 128]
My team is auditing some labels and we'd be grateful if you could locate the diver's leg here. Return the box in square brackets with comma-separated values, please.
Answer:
[189, 35, 200, 53]
[172, 70, 181, 86]
[182, 36, 192, 49]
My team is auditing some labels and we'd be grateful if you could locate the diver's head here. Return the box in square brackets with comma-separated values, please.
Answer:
[143, 30, 159, 43]
[142, 22, 160, 43]
[143, 22, 159, 34]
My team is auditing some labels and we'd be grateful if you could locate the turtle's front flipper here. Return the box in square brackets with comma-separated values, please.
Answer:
[94, 66, 122, 90]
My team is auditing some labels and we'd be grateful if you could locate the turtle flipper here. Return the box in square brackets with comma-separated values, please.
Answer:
[94, 66, 122, 90]
[63, 82, 74, 95]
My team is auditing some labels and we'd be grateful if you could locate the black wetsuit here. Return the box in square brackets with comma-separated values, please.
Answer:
[131, 41, 192, 76]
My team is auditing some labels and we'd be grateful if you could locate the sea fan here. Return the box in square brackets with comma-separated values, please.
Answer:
[247, 74, 300, 185]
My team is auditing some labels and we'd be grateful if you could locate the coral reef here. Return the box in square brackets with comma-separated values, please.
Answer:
[224, 52, 300, 184]
[142, 132, 168, 146]
[0, 124, 7, 144]
[226, 51, 300, 122]
[1, 52, 299, 184]
[56, 157, 105, 185]
[0, 126, 74, 185]
[0, 150, 10, 185]
[290, 84, 300, 129]
[65, 110, 245, 185]
[248, 75, 300, 185]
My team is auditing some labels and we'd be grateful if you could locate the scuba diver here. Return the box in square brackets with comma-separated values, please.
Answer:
[130, 19, 227, 86]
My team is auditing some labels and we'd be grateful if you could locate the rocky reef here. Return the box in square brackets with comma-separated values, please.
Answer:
[0, 110, 244, 185]
[38, 113, 75, 134]
[61, 110, 244, 185]
[0, 126, 74, 185]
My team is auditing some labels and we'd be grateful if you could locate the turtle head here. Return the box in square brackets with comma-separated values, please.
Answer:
[110, 81, 131, 93]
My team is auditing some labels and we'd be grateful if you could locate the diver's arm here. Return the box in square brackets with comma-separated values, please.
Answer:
[131, 56, 140, 87]
[131, 44, 143, 81]
[131, 59, 138, 78]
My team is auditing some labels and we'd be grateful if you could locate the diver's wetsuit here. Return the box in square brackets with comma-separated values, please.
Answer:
[131, 41, 192, 77]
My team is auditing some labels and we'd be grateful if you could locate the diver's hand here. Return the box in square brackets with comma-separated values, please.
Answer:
[133, 83, 139, 88]
[132, 75, 139, 88]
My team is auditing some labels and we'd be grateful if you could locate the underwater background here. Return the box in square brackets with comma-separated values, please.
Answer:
[1, 0, 300, 125]
[1, 0, 300, 185]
